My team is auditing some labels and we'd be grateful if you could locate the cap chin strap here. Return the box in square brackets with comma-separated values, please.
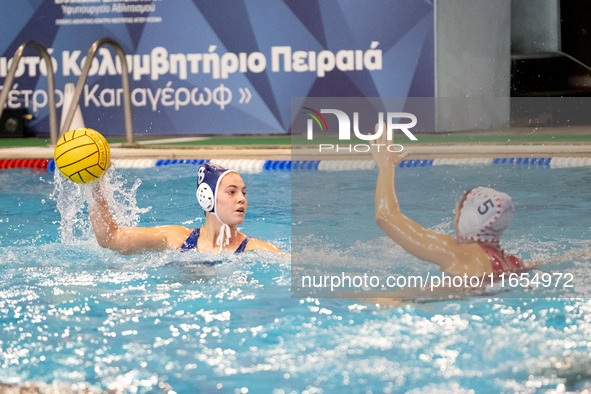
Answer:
[214, 212, 231, 252]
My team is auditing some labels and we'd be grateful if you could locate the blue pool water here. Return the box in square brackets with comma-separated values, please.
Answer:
[1, 164, 591, 392]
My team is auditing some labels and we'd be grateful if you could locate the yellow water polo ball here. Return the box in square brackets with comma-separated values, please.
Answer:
[54, 128, 110, 184]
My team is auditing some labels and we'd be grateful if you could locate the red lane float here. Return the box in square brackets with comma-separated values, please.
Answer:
[0, 159, 50, 170]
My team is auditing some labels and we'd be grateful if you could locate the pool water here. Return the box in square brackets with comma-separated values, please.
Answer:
[1, 164, 591, 392]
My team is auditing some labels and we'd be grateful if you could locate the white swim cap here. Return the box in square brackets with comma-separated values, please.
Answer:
[457, 186, 514, 243]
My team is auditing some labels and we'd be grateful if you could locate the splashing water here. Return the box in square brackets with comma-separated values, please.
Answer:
[49, 171, 89, 243]
[50, 167, 151, 245]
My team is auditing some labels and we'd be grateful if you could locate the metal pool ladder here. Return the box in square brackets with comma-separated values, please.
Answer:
[0, 38, 137, 147]
[61, 37, 137, 147]
[0, 40, 58, 144]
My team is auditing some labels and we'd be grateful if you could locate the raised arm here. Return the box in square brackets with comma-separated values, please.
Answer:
[88, 181, 190, 254]
[371, 126, 461, 269]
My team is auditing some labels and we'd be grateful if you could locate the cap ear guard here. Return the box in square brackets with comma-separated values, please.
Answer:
[196, 183, 214, 212]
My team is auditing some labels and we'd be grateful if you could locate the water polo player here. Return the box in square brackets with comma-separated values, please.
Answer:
[88, 162, 281, 255]
[370, 129, 528, 278]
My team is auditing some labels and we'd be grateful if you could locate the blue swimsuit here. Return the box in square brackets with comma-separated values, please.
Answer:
[180, 227, 250, 253]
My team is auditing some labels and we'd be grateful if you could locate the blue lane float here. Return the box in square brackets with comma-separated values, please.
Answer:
[398, 159, 434, 168]
[492, 157, 551, 166]
[155, 159, 210, 166]
[264, 160, 292, 170]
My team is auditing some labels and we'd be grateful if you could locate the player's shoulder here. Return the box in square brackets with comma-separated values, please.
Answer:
[158, 224, 193, 234]
[245, 238, 281, 253]
[156, 225, 193, 248]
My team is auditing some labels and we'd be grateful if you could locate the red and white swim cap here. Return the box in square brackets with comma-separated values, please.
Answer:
[457, 187, 514, 243]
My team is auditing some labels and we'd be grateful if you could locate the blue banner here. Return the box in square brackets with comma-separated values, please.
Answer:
[1, 0, 433, 136]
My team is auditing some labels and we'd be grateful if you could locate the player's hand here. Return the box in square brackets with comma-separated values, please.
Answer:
[370, 122, 408, 169]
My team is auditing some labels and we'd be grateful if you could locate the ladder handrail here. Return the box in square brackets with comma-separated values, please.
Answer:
[0, 41, 58, 145]
[60, 37, 136, 147]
